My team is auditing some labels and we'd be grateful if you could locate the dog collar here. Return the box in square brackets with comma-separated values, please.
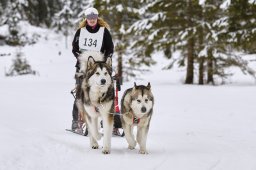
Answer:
[129, 111, 141, 124]
[133, 116, 140, 124]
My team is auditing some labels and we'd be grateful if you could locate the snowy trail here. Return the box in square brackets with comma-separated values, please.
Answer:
[1, 78, 256, 170]
[1, 33, 256, 170]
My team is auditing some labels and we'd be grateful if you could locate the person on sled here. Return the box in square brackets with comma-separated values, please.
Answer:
[71, 7, 122, 136]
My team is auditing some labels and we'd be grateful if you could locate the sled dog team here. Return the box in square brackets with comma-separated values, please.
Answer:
[75, 51, 154, 154]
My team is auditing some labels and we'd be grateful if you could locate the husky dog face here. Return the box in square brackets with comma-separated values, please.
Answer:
[86, 57, 112, 88]
[130, 83, 154, 117]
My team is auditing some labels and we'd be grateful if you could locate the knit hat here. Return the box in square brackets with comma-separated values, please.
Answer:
[84, 7, 99, 20]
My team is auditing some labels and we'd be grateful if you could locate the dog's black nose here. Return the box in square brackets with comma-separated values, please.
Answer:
[101, 79, 106, 85]
[141, 107, 147, 113]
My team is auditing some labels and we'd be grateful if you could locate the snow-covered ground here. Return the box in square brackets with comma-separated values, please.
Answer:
[0, 29, 256, 170]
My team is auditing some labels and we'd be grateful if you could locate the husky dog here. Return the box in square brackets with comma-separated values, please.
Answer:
[121, 83, 154, 154]
[76, 51, 114, 154]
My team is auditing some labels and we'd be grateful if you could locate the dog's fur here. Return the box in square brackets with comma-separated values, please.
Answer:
[76, 51, 114, 154]
[121, 83, 154, 154]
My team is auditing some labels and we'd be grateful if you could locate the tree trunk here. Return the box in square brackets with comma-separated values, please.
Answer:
[117, 52, 123, 85]
[198, 57, 205, 85]
[185, 37, 194, 84]
[207, 49, 214, 84]
[198, 7, 204, 85]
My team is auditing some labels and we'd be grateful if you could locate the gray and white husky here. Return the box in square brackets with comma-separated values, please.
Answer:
[121, 83, 154, 154]
[76, 51, 114, 154]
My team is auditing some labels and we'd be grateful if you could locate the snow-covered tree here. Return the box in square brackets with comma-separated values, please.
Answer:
[127, 0, 159, 66]
[4, 1, 22, 45]
[225, 0, 256, 53]
[70, 0, 92, 25]
[54, 0, 74, 48]
[5, 49, 36, 76]
[129, 0, 256, 85]
[100, 0, 142, 81]
[22, 0, 62, 27]
[129, 0, 200, 83]
[0, 2, 3, 18]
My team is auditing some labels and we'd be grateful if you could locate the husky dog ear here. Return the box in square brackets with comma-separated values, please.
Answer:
[87, 56, 95, 69]
[132, 82, 137, 91]
[105, 57, 112, 67]
[147, 82, 151, 89]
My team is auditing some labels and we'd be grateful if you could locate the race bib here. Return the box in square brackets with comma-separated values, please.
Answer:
[79, 27, 104, 52]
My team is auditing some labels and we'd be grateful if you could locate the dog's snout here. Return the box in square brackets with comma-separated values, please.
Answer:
[141, 107, 147, 113]
[101, 79, 106, 85]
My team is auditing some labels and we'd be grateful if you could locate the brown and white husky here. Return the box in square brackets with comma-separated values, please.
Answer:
[121, 83, 154, 154]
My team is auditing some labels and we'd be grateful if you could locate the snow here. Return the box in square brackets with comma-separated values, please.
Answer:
[220, 0, 231, 9]
[199, 0, 206, 6]
[249, 0, 256, 4]
[0, 25, 9, 36]
[116, 4, 124, 12]
[1, 28, 256, 170]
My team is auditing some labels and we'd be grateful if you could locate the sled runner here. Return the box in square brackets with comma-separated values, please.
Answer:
[66, 127, 124, 137]
[66, 128, 88, 136]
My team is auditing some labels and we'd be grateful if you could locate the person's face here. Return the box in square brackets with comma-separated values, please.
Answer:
[87, 18, 97, 27]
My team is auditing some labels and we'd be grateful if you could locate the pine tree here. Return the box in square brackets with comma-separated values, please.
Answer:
[0, 2, 3, 18]
[227, 0, 256, 53]
[199, 0, 256, 84]
[196, 0, 224, 84]
[129, 1, 202, 84]
[5, 1, 22, 46]
[218, 0, 256, 81]
[125, 0, 161, 79]
[54, 0, 74, 48]
[126, 0, 256, 84]
[70, 0, 92, 26]
[5, 49, 36, 76]
[105, 1, 141, 81]
[22, 0, 62, 27]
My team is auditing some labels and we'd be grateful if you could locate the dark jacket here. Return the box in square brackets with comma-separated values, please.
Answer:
[72, 23, 114, 68]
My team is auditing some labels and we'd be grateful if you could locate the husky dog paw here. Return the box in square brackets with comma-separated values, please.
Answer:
[90, 139, 99, 149]
[92, 145, 99, 149]
[102, 149, 110, 154]
[128, 145, 135, 150]
[128, 140, 137, 150]
[91, 142, 99, 149]
[139, 150, 148, 154]
[128, 141, 136, 150]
